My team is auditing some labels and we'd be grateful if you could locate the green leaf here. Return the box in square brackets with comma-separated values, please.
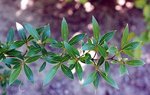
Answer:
[61, 64, 74, 79]
[82, 43, 95, 50]
[36, 26, 44, 34]
[2, 58, 21, 65]
[85, 53, 92, 64]
[93, 72, 99, 88]
[68, 59, 76, 65]
[98, 46, 107, 57]
[123, 50, 134, 57]
[79, 53, 92, 64]
[119, 64, 128, 76]
[6, 49, 23, 59]
[0, 54, 5, 60]
[42, 24, 51, 41]
[61, 55, 71, 62]
[134, 0, 147, 9]
[121, 24, 129, 47]
[25, 55, 41, 63]
[48, 38, 63, 48]
[43, 64, 60, 86]
[16, 22, 27, 40]
[83, 71, 96, 86]
[24, 64, 34, 82]
[69, 64, 75, 70]
[75, 62, 83, 80]
[99, 31, 115, 44]
[107, 46, 117, 55]
[9, 66, 21, 85]
[24, 23, 40, 40]
[32, 41, 41, 48]
[79, 0, 87, 4]
[10, 41, 25, 49]
[27, 46, 41, 56]
[103, 41, 108, 50]
[97, 56, 105, 66]
[61, 18, 69, 41]
[64, 42, 79, 57]
[105, 61, 110, 73]
[143, 5, 150, 19]
[122, 42, 140, 50]
[39, 62, 46, 72]
[133, 45, 142, 58]
[126, 60, 145, 67]
[100, 71, 119, 89]
[69, 34, 85, 45]
[44, 56, 62, 64]
[92, 16, 100, 41]
[7, 28, 15, 43]
[13, 64, 21, 69]
[128, 32, 136, 41]
[41, 48, 48, 55]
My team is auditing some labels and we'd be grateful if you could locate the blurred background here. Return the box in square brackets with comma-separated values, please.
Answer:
[0, 0, 150, 95]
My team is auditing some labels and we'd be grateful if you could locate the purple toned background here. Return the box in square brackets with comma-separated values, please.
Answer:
[0, 0, 150, 95]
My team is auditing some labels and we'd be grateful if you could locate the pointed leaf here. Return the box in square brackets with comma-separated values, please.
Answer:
[42, 24, 51, 41]
[9, 66, 21, 85]
[7, 28, 14, 43]
[27, 46, 41, 56]
[105, 61, 110, 73]
[61, 18, 69, 41]
[25, 55, 41, 63]
[10, 41, 25, 49]
[100, 71, 119, 89]
[24, 64, 34, 82]
[61, 64, 74, 79]
[126, 60, 145, 67]
[2, 58, 21, 65]
[16, 22, 27, 40]
[75, 62, 83, 80]
[93, 72, 99, 88]
[69, 64, 75, 70]
[43, 64, 59, 85]
[39, 62, 46, 72]
[98, 46, 107, 57]
[6, 49, 23, 59]
[97, 56, 105, 66]
[99, 31, 115, 44]
[119, 64, 128, 76]
[64, 42, 79, 57]
[82, 43, 95, 50]
[123, 42, 140, 50]
[83, 71, 96, 86]
[24, 23, 40, 40]
[69, 34, 85, 45]
[92, 16, 100, 41]
[121, 24, 129, 47]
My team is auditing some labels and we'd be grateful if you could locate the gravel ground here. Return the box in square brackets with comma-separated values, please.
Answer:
[0, 0, 150, 95]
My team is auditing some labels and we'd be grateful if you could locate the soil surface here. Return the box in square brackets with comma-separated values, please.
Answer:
[0, 0, 150, 95]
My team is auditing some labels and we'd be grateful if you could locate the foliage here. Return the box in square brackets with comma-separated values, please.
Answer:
[0, 16, 144, 92]
[133, 0, 150, 58]
[134, 0, 150, 43]
[65, 0, 88, 4]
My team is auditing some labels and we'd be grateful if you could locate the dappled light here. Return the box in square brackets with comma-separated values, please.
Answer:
[117, 0, 126, 6]
[126, 2, 134, 9]
[20, 0, 30, 10]
[84, 2, 94, 13]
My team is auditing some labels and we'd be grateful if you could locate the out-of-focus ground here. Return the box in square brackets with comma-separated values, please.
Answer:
[0, 0, 150, 95]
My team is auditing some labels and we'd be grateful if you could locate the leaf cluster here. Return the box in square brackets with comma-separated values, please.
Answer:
[0, 16, 145, 89]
